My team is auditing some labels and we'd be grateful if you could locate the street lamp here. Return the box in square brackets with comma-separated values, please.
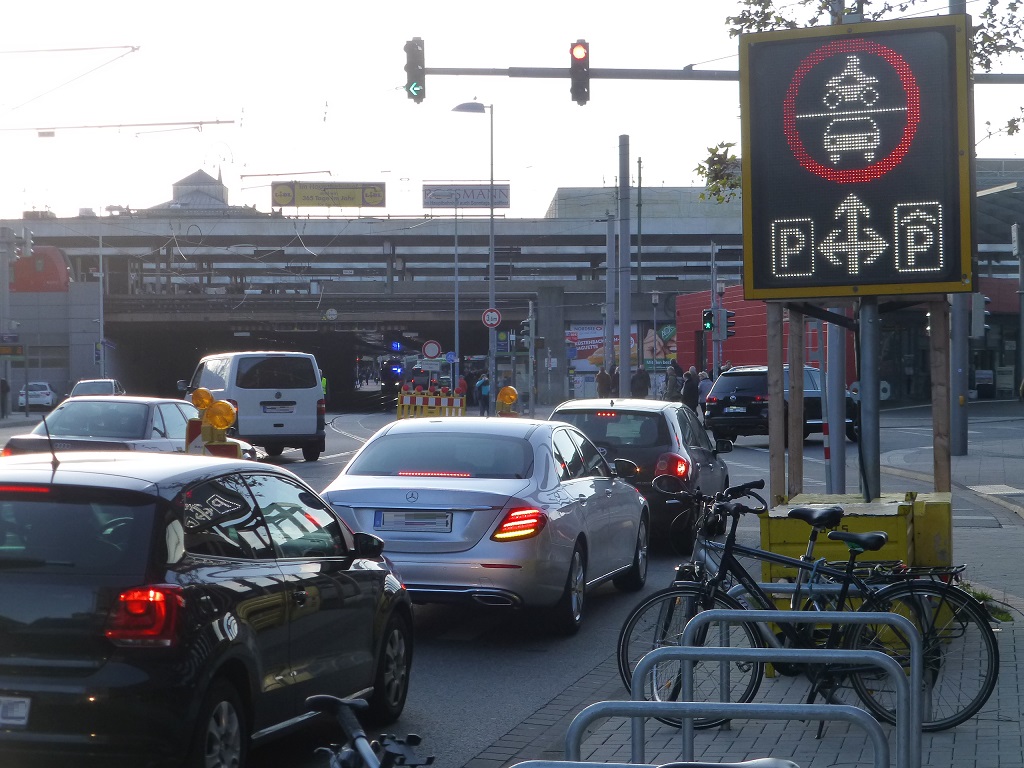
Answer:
[452, 100, 495, 415]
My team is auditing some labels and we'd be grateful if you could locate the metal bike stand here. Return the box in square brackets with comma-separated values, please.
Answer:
[663, 609, 923, 768]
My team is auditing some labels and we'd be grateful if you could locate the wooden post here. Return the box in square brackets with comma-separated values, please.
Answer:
[787, 310, 805, 501]
[767, 303, 787, 506]
[929, 299, 952, 492]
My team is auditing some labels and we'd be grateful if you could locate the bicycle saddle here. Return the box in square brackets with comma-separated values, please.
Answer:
[787, 505, 843, 529]
[827, 529, 888, 552]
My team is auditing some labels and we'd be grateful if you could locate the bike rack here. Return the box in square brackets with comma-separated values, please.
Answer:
[644, 609, 923, 768]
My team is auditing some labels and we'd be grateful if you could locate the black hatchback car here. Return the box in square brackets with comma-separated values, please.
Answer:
[0, 452, 412, 768]
[550, 398, 732, 551]
[704, 364, 859, 444]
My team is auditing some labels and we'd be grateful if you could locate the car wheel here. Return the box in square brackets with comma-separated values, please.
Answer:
[846, 422, 859, 442]
[186, 679, 247, 768]
[550, 543, 586, 635]
[265, 445, 283, 457]
[301, 445, 321, 462]
[366, 611, 412, 725]
[613, 516, 649, 592]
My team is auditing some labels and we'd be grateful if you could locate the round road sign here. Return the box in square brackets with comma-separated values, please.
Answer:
[422, 340, 442, 359]
[482, 308, 502, 328]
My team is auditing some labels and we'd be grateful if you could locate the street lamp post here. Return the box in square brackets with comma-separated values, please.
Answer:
[452, 101, 495, 415]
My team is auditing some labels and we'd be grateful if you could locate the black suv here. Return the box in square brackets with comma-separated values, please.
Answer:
[0, 452, 412, 768]
[704, 365, 859, 443]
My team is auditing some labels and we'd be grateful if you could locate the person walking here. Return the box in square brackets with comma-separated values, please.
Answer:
[665, 360, 682, 402]
[476, 374, 490, 416]
[630, 365, 651, 399]
[698, 370, 714, 421]
[596, 366, 612, 398]
[681, 368, 699, 412]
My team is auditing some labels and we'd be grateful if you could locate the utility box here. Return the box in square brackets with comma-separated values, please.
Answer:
[910, 492, 952, 567]
[759, 494, 914, 582]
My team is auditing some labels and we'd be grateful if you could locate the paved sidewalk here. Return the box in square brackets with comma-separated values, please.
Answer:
[466, 399, 1024, 768]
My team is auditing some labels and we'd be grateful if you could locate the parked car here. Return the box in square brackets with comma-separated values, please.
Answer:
[68, 378, 126, 397]
[0, 452, 412, 767]
[16, 381, 56, 410]
[321, 416, 649, 634]
[549, 398, 732, 550]
[703, 364, 859, 444]
[1, 395, 260, 460]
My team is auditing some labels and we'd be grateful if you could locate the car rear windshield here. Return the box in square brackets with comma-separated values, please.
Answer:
[71, 382, 112, 395]
[0, 486, 155, 575]
[710, 373, 768, 397]
[554, 410, 670, 451]
[346, 432, 534, 479]
[236, 357, 317, 389]
[35, 401, 150, 439]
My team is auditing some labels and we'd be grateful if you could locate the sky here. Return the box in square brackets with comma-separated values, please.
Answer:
[1, 0, 1021, 220]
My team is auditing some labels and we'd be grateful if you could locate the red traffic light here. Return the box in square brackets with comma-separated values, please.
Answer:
[571, 42, 589, 60]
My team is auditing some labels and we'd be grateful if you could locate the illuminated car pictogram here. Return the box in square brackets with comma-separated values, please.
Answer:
[824, 55, 879, 109]
[824, 115, 881, 164]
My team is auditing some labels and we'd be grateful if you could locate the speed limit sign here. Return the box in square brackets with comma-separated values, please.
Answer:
[482, 308, 502, 328]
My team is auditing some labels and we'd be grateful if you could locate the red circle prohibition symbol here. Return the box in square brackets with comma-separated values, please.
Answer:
[782, 38, 920, 184]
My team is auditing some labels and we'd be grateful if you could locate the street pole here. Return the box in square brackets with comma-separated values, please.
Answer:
[98, 233, 105, 378]
[617, 135, 631, 398]
[453, 199, 460, 390]
[488, 104, 496, 416]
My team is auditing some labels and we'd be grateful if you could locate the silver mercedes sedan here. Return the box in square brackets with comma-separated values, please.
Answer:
[321, 416, 649, 634]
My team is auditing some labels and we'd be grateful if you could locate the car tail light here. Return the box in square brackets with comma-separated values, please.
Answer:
[492, 507, 548, 541]
[398, 470, 472, 478]
[655, 453, 691, 480]
[105, 585, 185, 648]
[0, 483, 49, 493]
[317, 398, 326, 417]
[705, 396, 719, 405]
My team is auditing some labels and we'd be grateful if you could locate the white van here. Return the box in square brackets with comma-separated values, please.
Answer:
[178, 351, 326, 461]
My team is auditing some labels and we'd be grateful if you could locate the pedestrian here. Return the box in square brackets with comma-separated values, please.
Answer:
[609, 365, 620, 397]
[476, 374, 490, 416]
[630, 365, 651, 399]
[457, 374, 468, 397]
[320, 371, 328, 406]
[681, 369, 699, 412]
[0, 378, 7, 418]
[596, 366, 612, 398]
[665, 360, 682, 401]
[698, 370, 713, 421]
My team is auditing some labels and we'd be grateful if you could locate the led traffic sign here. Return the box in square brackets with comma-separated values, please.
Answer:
[404, 38, 426, 103]
[570, 40, 590, 105]
[739, 15, 972, 300]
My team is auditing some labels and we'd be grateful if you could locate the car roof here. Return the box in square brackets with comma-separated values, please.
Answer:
[55, 395, 187, 405]
[378, 416, 550, 439]
[551, 398, 678, 414]
[720, 365, 819, 374]
[73, 378, 120, 385]
[0, 451, 296, 496]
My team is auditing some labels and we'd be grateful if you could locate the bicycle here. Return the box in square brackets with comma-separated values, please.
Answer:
[307, 695, 434, 768]
[617, 476, 999, 732]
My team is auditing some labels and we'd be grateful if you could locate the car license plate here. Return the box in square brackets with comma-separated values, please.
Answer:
[262, 404, 294, 414]
[0, 696, 29, 727]
[724, 406, 746, 414]
[374, 510, 452, 533]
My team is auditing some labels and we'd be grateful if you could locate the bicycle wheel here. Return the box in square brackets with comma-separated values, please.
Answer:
[617, 584, 764, 729]
[845, 579, 999, 731]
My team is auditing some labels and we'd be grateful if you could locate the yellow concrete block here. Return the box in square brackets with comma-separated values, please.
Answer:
[759, 494, 913, 582]
[911, 492, 952, 567]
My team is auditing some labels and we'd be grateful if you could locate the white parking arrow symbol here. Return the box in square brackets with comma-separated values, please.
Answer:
[819, 194, 888, 275]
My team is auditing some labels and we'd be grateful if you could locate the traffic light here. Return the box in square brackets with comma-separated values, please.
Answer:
[701, 309, 714, 332]
[713, 309, 736, 341]
[569, 40, 590, 105]
[404, 38, 425, 103]
[520, 319, 531, 347]
[970, 293, 991, 339]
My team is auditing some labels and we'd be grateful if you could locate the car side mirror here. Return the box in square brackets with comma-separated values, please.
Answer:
[352, 531, 385, 559]
[613, 458, 639, 479]
[715, 438, 734, 454]
[176, 380, 189, 393]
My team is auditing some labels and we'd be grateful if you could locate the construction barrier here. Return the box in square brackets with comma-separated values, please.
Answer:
[397, 393, 466, 419]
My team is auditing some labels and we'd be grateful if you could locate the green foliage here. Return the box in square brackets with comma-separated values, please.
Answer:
[695, 0, 1024, 202]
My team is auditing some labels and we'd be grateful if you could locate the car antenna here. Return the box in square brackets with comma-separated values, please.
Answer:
[40, 412, 60, 472]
